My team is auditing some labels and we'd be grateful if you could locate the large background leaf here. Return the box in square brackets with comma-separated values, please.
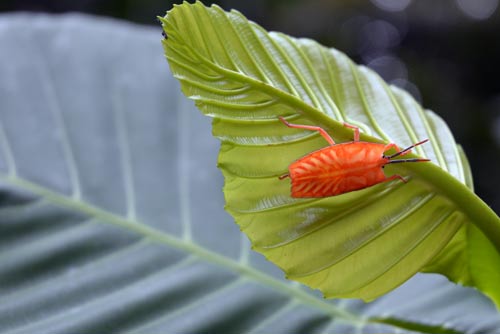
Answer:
[0, 12, 499, 334]
[161, 2, 500, 305]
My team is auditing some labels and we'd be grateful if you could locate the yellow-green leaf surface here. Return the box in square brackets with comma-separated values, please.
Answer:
[161, 2, 500, 303]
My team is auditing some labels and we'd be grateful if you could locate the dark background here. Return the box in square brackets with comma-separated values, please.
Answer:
[1, 0, 499, 214]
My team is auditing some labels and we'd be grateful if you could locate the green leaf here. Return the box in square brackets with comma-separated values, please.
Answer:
[1, 11, 499, 334]
[160, 1, 500, 305]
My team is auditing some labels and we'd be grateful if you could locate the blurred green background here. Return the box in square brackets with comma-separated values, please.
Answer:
[1, 0, 499, 214]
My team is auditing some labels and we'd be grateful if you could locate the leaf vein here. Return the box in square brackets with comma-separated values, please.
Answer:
[38, 55, 82, 200]
[349, 62, 390, 142]
[0, 116, 16, 176]
[111, 84, 137, 220]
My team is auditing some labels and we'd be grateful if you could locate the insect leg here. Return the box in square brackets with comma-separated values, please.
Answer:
[343, 123, 360, 141]
[278, 117, 335, 145]
[278, 173, 290, 180]
[383, 174, 407, 184]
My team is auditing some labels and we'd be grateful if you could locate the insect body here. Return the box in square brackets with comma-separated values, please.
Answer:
[278, 117, 430, 198]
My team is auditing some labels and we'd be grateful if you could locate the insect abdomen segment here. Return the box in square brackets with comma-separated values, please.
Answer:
[289, 142, 387, 197]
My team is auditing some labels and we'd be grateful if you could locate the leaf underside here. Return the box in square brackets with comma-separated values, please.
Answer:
[161, 1, 500, 305]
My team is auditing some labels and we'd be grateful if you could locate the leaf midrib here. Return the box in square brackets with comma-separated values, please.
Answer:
[0, 172, 359, 322]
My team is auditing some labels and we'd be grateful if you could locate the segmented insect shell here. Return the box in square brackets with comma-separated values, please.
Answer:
[289, 142, 388, 198]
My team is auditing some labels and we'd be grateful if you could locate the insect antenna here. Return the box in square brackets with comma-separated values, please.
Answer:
[388, 158, 431, 164]
[385, 139, 429, 159]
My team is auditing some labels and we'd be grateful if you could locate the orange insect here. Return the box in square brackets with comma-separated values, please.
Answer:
[278, 117, 430, 198]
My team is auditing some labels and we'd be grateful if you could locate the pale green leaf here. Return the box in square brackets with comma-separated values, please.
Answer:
[160, 1, 500, 304]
